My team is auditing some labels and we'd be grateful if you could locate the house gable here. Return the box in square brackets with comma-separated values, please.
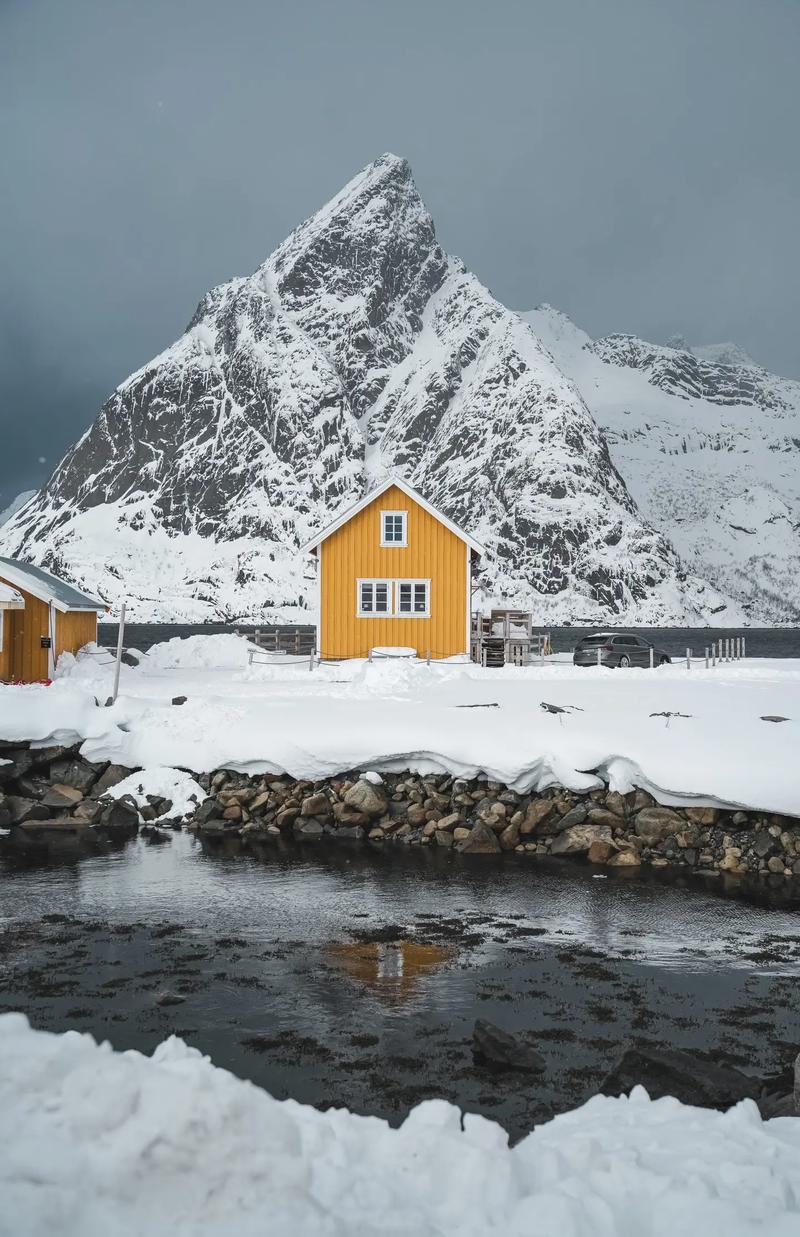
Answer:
[317, 483, 472, 659]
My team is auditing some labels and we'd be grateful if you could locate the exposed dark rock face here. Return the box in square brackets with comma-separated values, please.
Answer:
[589, 334, 793, 411]
[0, 155, 727, 623]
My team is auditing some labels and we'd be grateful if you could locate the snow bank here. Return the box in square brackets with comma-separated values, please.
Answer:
[103, 767, 205, 822]
[3, 637, 800, 817]
[0, 1015, 798, 1237]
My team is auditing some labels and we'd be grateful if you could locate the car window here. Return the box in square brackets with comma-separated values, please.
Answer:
[614, 636, 637, 646]
[578, 636, 609, 646]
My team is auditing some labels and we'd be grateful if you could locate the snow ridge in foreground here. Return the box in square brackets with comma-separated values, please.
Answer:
[1, 1015, 799, 1237]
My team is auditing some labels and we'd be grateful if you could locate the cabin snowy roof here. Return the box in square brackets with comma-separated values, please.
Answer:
[0, 558, 106, 613]
[0, 581, 24, 609]
[301, 476, 485, 556]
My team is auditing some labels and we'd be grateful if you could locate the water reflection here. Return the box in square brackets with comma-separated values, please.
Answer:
[326, 941, 457, 1004]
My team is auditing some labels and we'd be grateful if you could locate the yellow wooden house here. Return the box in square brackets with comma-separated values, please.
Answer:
[0, 557, 106, 683]
[302, 477, 484, 660]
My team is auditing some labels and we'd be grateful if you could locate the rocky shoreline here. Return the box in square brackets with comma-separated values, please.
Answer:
[1, 741, 800, 879]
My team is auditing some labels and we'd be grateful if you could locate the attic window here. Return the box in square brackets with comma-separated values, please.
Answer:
[381, 511, 407, 546]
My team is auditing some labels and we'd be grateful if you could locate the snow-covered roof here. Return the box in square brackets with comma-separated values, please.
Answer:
[0, 581, 24, 609]
[0, 558, 106, 613]
[301, 476, 485, 557]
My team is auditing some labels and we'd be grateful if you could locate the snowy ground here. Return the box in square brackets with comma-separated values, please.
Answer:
[1, 1014, 798, 1237]
[0, 634, 798, 817]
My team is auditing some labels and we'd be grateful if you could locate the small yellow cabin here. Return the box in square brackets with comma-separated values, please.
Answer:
[303, 477, 483, 660]
[0, 557, 106, 683]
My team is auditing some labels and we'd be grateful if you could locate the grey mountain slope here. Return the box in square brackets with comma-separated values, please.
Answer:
[1, 155, 735, 624]
[526, 305, 800, 622]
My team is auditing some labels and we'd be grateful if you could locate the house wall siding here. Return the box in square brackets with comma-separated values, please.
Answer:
[55, 611, 98, 662]
[0, 574, 98, 682]
[319, 484, 468, 659]
[0, 583, 50, 681]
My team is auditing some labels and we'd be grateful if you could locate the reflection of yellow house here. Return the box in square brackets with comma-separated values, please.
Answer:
[302, 477, 484, 661]
[327, 941, 454, 1005]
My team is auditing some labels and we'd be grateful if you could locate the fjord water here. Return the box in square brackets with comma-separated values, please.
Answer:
[2, 835, 799, 1136]
[99, 623, 800, 658]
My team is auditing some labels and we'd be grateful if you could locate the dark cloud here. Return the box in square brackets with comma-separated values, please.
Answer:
[2, 0, 798, 506]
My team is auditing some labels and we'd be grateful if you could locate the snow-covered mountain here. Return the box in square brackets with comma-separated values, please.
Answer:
[0, 490, 36, 526]
[525, 306, 800, 622]
[1, 154, 737, 624]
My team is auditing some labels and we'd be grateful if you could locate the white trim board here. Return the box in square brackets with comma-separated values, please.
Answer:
[301, 475, 485, 557]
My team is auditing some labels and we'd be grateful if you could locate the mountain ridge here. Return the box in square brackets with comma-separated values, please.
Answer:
[1, 154, 740, 624]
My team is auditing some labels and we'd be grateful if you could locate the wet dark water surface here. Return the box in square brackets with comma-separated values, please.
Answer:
[2, 836, 799, 1137]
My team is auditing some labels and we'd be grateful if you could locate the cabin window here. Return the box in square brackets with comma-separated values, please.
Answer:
[396, 579, 430, 617]
[358, 579, 392, 616]
[380, 511, 407, 547]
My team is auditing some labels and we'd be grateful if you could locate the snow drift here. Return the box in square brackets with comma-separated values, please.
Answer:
[1, 1014, 798, 1237]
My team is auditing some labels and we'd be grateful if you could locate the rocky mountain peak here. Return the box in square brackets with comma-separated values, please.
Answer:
[0, 157, 740, 624]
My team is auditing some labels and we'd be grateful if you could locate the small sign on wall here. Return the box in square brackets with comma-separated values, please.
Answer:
[40, 636, 52, 649]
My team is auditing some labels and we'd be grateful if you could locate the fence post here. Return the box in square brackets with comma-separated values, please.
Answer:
[309, 646, 315, 672]
[111, 601, 126, 705]
[597, 648, 601, 668]
[426, 648, 431, 666]
[742, 635, 746, 660]
[540, 635, 545, 666]
[649, 645, 654, 669]
[705, 647, 709, 668]
[686, 647, 691, 670]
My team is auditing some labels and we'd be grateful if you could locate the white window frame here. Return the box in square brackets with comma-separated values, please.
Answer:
[380, 510, 408, 548]
[357, 578, 393, 618]
[395, 578, 431, 618]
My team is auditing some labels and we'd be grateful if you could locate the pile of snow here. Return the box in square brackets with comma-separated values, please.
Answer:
[0, 1015, 798, 1237]
[102, 767, 205, 822]
[142, 633, 256, 671]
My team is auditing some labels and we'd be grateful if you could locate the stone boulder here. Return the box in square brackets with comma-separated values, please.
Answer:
[607, 849, 641, 867]
[550, 804, 588, 834]
[42, 784, 84, 809]
[550, 824, 612, 856]
[455, 822, 501, 854]
[472, 1020, 546, 1073]
[301, 792, 331, 817]
[343, 779, 388, 817]
[93, 764, 135, 796]
[48, 758, 103, 793]
[6, 796, 51, 824]
[587, 838, 615, 864]
[634, 807, 685, 845]
[520, 800, 554, 835]
[99, 797, 140, 830]
[601, 1046, 760, 1109]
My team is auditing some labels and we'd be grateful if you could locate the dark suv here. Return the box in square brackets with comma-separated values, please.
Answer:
[572, 633, 671, 668]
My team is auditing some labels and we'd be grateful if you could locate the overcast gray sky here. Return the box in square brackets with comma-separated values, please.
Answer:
[2, 0, 798, 507]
